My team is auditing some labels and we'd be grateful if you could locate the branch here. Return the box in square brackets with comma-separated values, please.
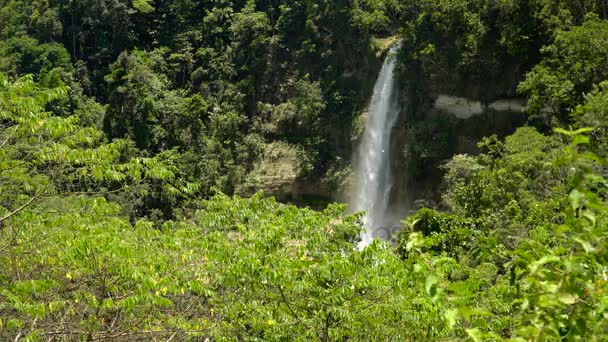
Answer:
[277, 285, 312, 331]
[0, 194, 40, 225]
[67, 186, 129, 196]
[0, 127, 16, 150]
[0, 161, 28, 173]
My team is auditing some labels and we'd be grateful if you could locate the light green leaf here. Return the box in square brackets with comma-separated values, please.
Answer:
[445, 309, 458, 329]
[425, 274, 438, 296]
[466, 328, 483, 342]
[132, 0, 154, 13]
[558, 293, 577, 305]
[529, 255, 560, 274]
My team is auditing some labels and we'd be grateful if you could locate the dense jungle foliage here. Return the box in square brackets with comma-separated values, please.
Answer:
[1, 0, 607, 340]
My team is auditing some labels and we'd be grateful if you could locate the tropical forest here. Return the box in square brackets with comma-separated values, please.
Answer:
[0, 0, 607, 340]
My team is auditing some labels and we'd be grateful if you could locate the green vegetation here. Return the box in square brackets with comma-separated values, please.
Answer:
[1, 0, 607, 340]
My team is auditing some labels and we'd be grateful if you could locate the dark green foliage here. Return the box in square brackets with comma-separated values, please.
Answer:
[1, 0, 379, 210]
[397, 208, 475, 258]
[396, 0, 541, 104]
[519, 15, 608, 122]
[444, 128, 565, 218]
[0, 36, 71, 77]
[572, 81, 608, 159]
[0, 76, 448, 338]
[397, 127, 608, 341]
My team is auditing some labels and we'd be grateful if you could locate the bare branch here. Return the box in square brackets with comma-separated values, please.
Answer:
[0, 127, 16, 150]
[0, 161, 28, 173]
[0, 194, 40, 225]
[277, 285, 312, 331]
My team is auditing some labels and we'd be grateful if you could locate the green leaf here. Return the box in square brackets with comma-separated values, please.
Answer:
[459, 307, 494, 320]
[571, 127, 595, 135]
[582, 210, 596, 226]
[554, 127, 573, 136]
[569, 189, 585, 211]
[132, 0, 154, 13]
[529, 255, 560, 274]
[558, 293, 577, 305]
[425, 274, 438, 296]
[444, 309, 458, 329]
[466, 328, 483, 342]
[572, 134, 590, 145]
[574, 238, 595, 253]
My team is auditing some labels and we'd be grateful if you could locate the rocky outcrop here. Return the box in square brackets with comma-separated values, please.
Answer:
[250, 142, 333, 208]
[254, 142, 300, 200]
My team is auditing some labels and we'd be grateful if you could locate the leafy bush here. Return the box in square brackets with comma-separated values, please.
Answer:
[397, 208, 475, 258]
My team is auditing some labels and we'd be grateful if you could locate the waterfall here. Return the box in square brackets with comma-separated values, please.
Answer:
[352, 43, 402, 249]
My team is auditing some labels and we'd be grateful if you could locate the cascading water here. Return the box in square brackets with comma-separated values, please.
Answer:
[352, 42, 402, 249]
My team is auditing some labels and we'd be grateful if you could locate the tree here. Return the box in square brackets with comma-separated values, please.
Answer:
[518, 15, 608, 122]
[0, 36, 71, 78]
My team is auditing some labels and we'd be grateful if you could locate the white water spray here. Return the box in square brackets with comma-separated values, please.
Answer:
[352, 43, 402, 249]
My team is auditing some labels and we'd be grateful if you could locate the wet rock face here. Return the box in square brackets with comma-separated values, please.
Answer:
[383, 47, 532, 209]
[389, 100, 528, 209]
[248, 141, 333, 209]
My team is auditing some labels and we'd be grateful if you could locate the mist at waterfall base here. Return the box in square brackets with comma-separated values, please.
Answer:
[351, 43, 403, 249]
